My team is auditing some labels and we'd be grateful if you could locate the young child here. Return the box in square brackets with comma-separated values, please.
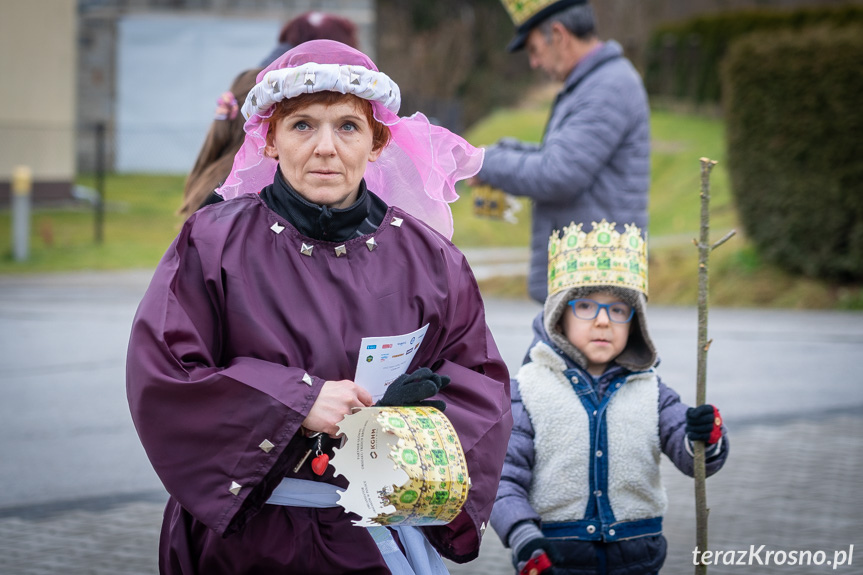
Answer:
[491, 220, 729, 575]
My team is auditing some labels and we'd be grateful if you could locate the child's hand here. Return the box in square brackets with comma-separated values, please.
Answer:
[516, 538, 561, 575]
[686, 404, 723, 444]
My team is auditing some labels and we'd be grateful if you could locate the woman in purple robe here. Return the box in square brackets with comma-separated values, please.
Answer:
[126, 40, 513, 574]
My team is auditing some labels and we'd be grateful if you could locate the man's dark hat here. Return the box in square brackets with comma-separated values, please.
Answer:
[501, 0, 589, 52]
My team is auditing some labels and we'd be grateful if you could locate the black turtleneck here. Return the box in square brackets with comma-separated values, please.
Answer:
[260, 169, 387, 242]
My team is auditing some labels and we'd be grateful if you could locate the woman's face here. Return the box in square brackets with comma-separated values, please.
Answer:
[265, 99, 382, 209]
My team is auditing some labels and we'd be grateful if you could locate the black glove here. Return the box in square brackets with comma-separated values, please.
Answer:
[375, 367, 450, 411]
[516, 538, 561, 575]
[686, 404, 723, 444]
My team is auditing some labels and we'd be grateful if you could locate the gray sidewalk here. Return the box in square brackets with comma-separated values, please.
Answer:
[1, 270, 862, 574]
[1, 413, 860, 574]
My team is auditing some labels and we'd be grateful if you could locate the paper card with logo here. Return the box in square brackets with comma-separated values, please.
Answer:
[331, 406, 470, 527]
[354, 324, 429, 403]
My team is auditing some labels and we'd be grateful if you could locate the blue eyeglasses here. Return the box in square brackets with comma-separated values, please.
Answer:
[567, 299, 635, 324]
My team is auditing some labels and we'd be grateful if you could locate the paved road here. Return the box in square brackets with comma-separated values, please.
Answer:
[1, 270, 862, 574]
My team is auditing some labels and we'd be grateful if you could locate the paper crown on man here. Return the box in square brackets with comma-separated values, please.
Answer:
[500, 0, 589, 52]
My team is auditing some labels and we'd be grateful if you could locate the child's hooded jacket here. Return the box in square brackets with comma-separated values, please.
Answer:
[491, 288, 728, 575]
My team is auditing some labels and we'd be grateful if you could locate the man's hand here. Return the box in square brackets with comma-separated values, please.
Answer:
[303, 379, 373, 436]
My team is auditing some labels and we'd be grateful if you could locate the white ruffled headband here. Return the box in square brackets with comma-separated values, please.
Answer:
[217, 39, 483, 239]
[242, 63, 400, 121]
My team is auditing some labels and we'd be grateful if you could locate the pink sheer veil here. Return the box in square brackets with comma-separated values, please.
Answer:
[216, 39, 483, 239]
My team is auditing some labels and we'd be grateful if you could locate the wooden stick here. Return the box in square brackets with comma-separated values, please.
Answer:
[693, 157, 736, 574]
[693, 158, 714, 575]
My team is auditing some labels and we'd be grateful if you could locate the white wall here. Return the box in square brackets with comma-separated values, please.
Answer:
[116, 15, 279, 173]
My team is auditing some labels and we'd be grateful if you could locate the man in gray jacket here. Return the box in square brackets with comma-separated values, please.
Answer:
[473, 0, 650, 303]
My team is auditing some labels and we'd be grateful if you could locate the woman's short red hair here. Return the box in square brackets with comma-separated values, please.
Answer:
[265, 92, 391, 152]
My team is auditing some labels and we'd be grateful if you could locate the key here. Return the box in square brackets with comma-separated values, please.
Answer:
[293, 449, 313, 473]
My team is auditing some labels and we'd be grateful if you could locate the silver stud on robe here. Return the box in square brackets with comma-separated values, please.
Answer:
[271, 222, 285, 234]
[480, 522, 487, 537]
[229, 481, 242, 496]
[390, 217, 403, 228]
[304, 71, 316, 86]
[259, 439, 275, 453]
[366, 237, 377, 252]
[300, 243, 314, 256]
[302, 373, 313, 386]
[335, 245, 347, 257]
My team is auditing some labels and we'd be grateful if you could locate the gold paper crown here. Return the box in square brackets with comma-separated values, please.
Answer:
[333, 406, 470, 528]
[374, 407, 469, 526]
[500, 0, 585, 26]
[547, 219, 648, 298]
[472, 185, 522, 223]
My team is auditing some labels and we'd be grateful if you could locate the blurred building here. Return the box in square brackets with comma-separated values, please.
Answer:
[3, 0, 853, 202]
[78, 0, 374, 175]
[0, 0, 77, 204]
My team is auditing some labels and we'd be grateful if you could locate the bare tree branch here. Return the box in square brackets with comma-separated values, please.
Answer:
[694, 156, 723, 575]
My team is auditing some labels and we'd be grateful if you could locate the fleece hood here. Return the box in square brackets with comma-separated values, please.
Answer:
[543, 286, 657, 372]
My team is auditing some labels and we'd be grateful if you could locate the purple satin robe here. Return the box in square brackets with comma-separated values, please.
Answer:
[126, 194, 512, 574]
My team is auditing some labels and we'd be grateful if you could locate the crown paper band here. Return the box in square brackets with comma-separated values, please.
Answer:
[332, 406, 469, 527]
[548, 219, 648, 298]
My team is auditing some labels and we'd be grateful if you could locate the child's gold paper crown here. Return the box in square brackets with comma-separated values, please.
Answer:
[547, 219, 648, 298]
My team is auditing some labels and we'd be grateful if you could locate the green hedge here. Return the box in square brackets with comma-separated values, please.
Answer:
[644, 5, 863, 104]
[722, 25, 863, 280]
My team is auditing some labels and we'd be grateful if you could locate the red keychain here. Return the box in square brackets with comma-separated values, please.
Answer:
[311, 435, 329, 476]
